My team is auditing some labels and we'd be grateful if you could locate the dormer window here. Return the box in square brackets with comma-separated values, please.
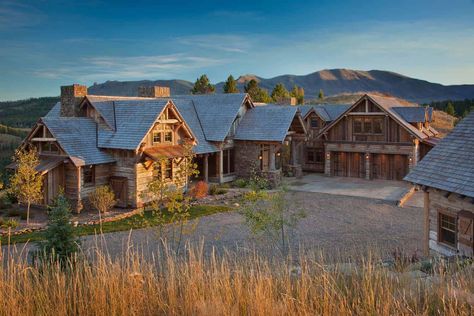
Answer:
[164, 131, 172, 143]
[153, 132, 161, 144]
[310, 118, 319, 128]
[152, 130, 173, 144]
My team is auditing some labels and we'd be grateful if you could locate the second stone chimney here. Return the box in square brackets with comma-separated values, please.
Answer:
[138, 86, 170, 98]
[60, 84, 87, 117]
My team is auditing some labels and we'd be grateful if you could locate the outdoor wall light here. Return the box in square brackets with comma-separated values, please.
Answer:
[276, 152, 281, 157]
[365, 154, 370, 159]
[259, 155, 263, 160]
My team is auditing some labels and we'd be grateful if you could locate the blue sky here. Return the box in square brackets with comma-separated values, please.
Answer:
[1, 0, 473, 100]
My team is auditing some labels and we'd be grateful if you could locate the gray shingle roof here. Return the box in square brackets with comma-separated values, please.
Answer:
[170, 93, 248, 142]
[41, 117, 115, 166]
[392, 107, 432, 123]
[173, 98, 219, 154]
[234, 106, 298, 142]
[45, 102, 61, 117]
[97, 99, 168, 149]
[404, 112, 474, 198]
[300, 104, 350, 122]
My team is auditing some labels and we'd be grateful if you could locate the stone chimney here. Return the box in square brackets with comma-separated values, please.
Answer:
[60, 84, 88, 117]
[138, 86, 170, 98]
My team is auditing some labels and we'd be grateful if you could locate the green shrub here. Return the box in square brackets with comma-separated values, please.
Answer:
[209, 185, 228, 196]
[234, 178, 248, 188]
[1, 218, 19, 229]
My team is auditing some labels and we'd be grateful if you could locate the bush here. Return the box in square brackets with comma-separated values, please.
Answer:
[191, 181, 208, 199]
[209, 185, 228, 196]
[89, 185, 116, 213]
[1, 218, 19, 229]
[234, 178, 248, 188]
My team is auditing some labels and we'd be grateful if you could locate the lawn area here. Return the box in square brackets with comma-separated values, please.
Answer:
[1, 204, 232, 245]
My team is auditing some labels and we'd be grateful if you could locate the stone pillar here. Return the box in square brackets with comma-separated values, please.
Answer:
[218, 150, 224, 183]
[423, 191, 430, 257]
[203, 154, 209, 182]
[365, 153, 371, 180]
[76, 166, 83, 213]
[324, 151, 331, 176]
[269, 145, 276, 171]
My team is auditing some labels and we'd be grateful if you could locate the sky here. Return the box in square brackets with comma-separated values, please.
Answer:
[0, 0, 473, 100]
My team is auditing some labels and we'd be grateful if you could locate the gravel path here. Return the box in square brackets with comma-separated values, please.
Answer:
[3, 192, 424, 261]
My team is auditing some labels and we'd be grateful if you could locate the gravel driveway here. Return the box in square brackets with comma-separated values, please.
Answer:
[3, 191, 424, 262]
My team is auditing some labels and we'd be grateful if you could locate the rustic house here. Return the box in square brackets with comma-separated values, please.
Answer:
[12, 84, 306, 212]
[317, 94, 439, 180]
[405, 112, 474, 257]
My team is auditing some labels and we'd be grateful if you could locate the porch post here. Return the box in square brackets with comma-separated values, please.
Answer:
[269, 145, 276, 171]
[76, 166, 83, 213]
[218, 150, 224, 183]
[423, 190, 430, 257]
[204, 154, 209, 182]
[324, 151, 331, 176]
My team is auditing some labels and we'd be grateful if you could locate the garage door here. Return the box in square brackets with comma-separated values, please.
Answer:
[332, 152, 366, 178]
[372, 154, 408, 180]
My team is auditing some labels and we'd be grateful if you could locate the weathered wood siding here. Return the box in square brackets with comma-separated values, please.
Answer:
[303, 113, 325, 172]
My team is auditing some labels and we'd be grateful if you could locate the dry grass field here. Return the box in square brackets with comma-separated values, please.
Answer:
[0, 244, 473, 315]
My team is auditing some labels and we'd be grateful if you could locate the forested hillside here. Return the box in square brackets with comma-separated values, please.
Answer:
[0, 97, 59, 127]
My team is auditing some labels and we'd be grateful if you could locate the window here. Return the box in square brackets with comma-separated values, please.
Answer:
[373, 118, 383, 134]
[40, 142, 60, 154]
[439, 212, 456, 247]
[306, 148, 324, 163]
[363, 119, 372, 133]
[83, 165, 95, 185]
[164, 159, 173, 180]
[153, 132, 161, 144]
[164, 131, 172, 143]
[353, 119, 362, 133]
[223, 149, 235, 175]
[310, 118, 319, 128]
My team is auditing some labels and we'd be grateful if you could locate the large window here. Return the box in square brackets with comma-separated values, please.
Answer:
[153, 159, 173, 181]
[306, 148, 324, 164]
[223, 149, 235, 175]
[353, 117, 384, 135]
[83, 165, 95, 185]
[439, 212, 456, 247]
[40, 142, 60, 154]
[152, 127, 173, 145]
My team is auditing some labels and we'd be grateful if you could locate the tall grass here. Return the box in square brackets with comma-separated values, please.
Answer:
[0, 242, 472, 315]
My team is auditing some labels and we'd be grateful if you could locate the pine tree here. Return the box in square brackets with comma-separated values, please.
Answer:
[223, 75, 239, 93]
[244, 79, 272, 103]
[191, 75, 215, 94]
[445, 102, 456, 116]
[38, 192, 79, 264]
[271, 83, 290, 103]
[318, 89, 324, 100]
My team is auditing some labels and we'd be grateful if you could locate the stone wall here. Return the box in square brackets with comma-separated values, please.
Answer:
[234, 141, 261, 178]
[60, 84, 87, 117]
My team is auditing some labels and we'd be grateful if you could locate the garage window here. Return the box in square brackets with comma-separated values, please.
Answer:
[438, 212, 456, 247]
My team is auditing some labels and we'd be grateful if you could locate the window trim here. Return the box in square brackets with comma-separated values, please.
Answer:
[438, 210, 457, 248]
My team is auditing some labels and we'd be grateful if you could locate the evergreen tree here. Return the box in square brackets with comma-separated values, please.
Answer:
[223, 75, 239, 93]
[191, 75, 215, 94]
[38, 192, 79, 264]
[318, 89, 324, 100]
[244, 79, 272, 103]
[271, 83, 290, 103]
[290, 85, 305, 104]
[445, 102, 456, 116]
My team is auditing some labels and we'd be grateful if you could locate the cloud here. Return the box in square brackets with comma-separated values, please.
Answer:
[32, 53, 228, 81]
[176, 34, 251, 53]
[0, 1, 44, 30]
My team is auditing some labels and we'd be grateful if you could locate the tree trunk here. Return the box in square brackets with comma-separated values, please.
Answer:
[27, 201, 31, 226]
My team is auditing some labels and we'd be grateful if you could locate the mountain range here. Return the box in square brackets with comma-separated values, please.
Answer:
[88, 69, 474, 103]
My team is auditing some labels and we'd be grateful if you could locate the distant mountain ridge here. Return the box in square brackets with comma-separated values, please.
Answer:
[88, 69, 474, 103]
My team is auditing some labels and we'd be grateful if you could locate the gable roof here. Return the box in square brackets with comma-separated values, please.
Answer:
[172, 98, 219, 154]
[169, 93, 250, 142]
[319, 94, 436, 141]
[392, 107, 433, 123]
[300, 104, 351, 122]
[41, 117, 115, 166]
[234, 106, 299, 142]
[405, 112, 474, 198]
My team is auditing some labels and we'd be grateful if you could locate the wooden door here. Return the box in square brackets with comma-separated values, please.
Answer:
[110, 176, 128, 208]
[261, 146, 270, 172]
[44, 164, 65, 205]
[458, 211, 474, 256]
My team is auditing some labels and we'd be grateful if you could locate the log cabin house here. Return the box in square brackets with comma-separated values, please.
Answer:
[405, 112, 474, 257]
[11, 84, 307, 212]
[316, 94, 439, 180]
